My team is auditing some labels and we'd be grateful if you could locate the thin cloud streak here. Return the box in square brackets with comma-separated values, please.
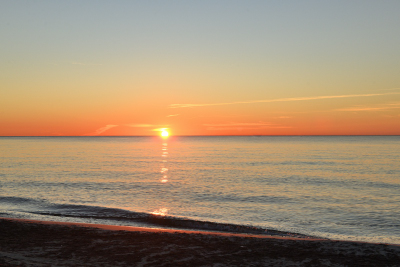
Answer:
[169, 92, 400, 109]
[85, 124, 118, 136]
[85, 123, 169, 136]
[276, 116, 292, 119]
[152, 127, 168, 132]
[207, 126, 292, 131]
[337, 107, 388, 112]
[203, 122, 273, 127]
[204, 122, 291, 131]
[336, 104, 400, 112]
[125, 124, 168, 128]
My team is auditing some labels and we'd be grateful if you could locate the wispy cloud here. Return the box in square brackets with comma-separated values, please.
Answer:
[152, 128, 169, 132]
[387, 102, 400, 106]
[85, 123, 170, 136]
[203, 122, 273, 127]
[85, 124, 118, 136]
[125, 124, 154, 128]
[206, 126, 292, 131]
[336, 102, 400, 112]
[204, 121, 292, 131]
[125, 124, 168, 128]
[336, 107, 389, 112]
[125, 124, 170, 134]
[276, 116, 292, 119]
[169, 92, 400, 109]
[166, 114, 180, 117]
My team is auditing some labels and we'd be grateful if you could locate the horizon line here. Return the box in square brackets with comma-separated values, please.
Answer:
[1, 135, 399, 137]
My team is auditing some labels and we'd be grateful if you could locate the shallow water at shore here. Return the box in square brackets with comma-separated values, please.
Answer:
[1, 136, 399, 244]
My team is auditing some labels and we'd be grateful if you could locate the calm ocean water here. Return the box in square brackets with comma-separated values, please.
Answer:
[0, 136, 399, 244]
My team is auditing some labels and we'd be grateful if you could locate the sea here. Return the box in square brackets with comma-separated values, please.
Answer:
[0, 136, 399, 244]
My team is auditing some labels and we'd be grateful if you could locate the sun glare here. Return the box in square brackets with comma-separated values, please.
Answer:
[161, 129, 169, 138]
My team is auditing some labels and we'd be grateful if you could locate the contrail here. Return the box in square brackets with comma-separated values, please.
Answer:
[169, 92, 400, 109]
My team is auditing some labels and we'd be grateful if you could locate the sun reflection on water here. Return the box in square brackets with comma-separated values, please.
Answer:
[151, 208, 168, 216]
[160, 141, 169, 183]
[152, 139, 170, 216]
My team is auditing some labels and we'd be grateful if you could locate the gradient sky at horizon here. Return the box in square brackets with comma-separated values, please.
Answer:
[1, 0, 400, 136]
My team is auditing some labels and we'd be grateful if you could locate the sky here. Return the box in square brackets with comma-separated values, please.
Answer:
[1, 0, 400, 136]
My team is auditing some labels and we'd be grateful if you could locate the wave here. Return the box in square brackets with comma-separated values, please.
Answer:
[0, 196, 310, 238]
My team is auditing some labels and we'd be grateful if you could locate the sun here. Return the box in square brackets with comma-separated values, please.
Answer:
[161, 129, 169, 138]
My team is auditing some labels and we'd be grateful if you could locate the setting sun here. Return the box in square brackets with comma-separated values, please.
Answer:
[161, 129, 169, 138]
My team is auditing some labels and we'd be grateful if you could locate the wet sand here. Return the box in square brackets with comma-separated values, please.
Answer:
[0, 217, 399, 266]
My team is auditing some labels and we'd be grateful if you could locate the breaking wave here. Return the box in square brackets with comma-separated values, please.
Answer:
[0, 196, 309, 238]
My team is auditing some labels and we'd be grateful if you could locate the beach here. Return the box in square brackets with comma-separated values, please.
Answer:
[1, 218, 399, 266]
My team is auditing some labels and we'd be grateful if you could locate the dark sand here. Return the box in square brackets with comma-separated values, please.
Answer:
[0, 218, 399, 266]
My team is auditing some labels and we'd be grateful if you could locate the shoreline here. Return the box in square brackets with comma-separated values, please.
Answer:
[0, 217, 324, 241]
[1, 217, 399, 266]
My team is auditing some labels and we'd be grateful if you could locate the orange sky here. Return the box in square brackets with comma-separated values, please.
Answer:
[1, 1, 400, 136]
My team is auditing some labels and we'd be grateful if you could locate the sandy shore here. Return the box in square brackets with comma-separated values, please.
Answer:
[0, 217, 399, 266]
